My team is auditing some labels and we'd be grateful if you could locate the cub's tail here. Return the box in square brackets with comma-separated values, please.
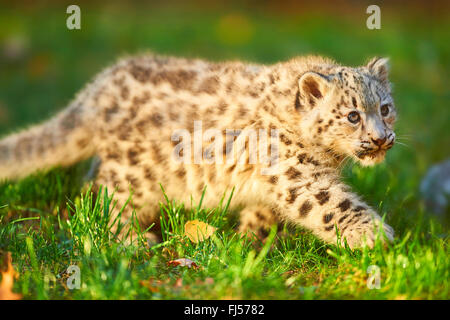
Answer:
[0, 100, 96, 181]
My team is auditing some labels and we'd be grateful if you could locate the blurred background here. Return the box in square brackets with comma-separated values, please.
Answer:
[0, 0, 449, 223]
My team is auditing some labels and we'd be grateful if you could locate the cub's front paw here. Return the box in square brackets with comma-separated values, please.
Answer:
[340, 217, 394, 249]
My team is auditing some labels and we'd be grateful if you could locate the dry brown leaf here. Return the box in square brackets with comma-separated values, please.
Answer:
[167, 258, 199, 269]
[0, 252, 22, 300]
[184, 220, 217, 243]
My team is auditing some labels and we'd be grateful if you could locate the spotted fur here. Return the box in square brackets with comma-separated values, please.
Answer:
[0, 53, 396, 248]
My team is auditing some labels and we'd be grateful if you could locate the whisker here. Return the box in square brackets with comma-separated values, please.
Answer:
[337, 155, 352, 170]
[395, 138, 413, 142]
[396, 136, 413, 141]
[394, 138, 412, 144]
[394, 141, 412, 149]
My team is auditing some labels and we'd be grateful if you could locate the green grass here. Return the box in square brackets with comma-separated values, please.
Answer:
[1, 183, 448, 299]
[0, 2, 449, 299]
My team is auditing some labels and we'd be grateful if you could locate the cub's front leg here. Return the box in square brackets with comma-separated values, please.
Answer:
[264, 163, 394, 248]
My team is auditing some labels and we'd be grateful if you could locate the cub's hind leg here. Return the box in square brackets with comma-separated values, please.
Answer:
[94, 161, 161, 245]
[238, 205, 279, 240]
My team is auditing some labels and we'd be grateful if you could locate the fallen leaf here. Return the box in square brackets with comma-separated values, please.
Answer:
[184, 220, 217, 243]
[167, 258, 199, 269]
[0, 252, 22, 300]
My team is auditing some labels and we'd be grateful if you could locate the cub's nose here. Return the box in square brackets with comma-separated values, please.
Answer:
[371, 136, 387, 146]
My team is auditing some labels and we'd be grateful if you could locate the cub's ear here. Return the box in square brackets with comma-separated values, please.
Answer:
[366, 57, 390, 85]
[297, 71, 332, 110]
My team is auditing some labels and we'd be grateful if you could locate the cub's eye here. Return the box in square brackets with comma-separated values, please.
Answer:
[347, 111, 360, 124]
[380, 104, 390, 117]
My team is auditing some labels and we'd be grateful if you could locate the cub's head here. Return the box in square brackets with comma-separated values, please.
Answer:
[297, 57, 396, 166]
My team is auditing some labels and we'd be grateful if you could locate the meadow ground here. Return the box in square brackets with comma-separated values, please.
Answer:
[0, 2, 448, 299]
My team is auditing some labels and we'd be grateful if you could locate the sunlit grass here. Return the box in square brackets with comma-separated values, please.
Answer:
[0, 181, 448, 299]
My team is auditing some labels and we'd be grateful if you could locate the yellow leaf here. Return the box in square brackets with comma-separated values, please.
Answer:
[184, 220, 217, 243]
[0, 252, 22, 300]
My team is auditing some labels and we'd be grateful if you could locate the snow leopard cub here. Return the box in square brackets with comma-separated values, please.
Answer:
[0, 54, 396, 248]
